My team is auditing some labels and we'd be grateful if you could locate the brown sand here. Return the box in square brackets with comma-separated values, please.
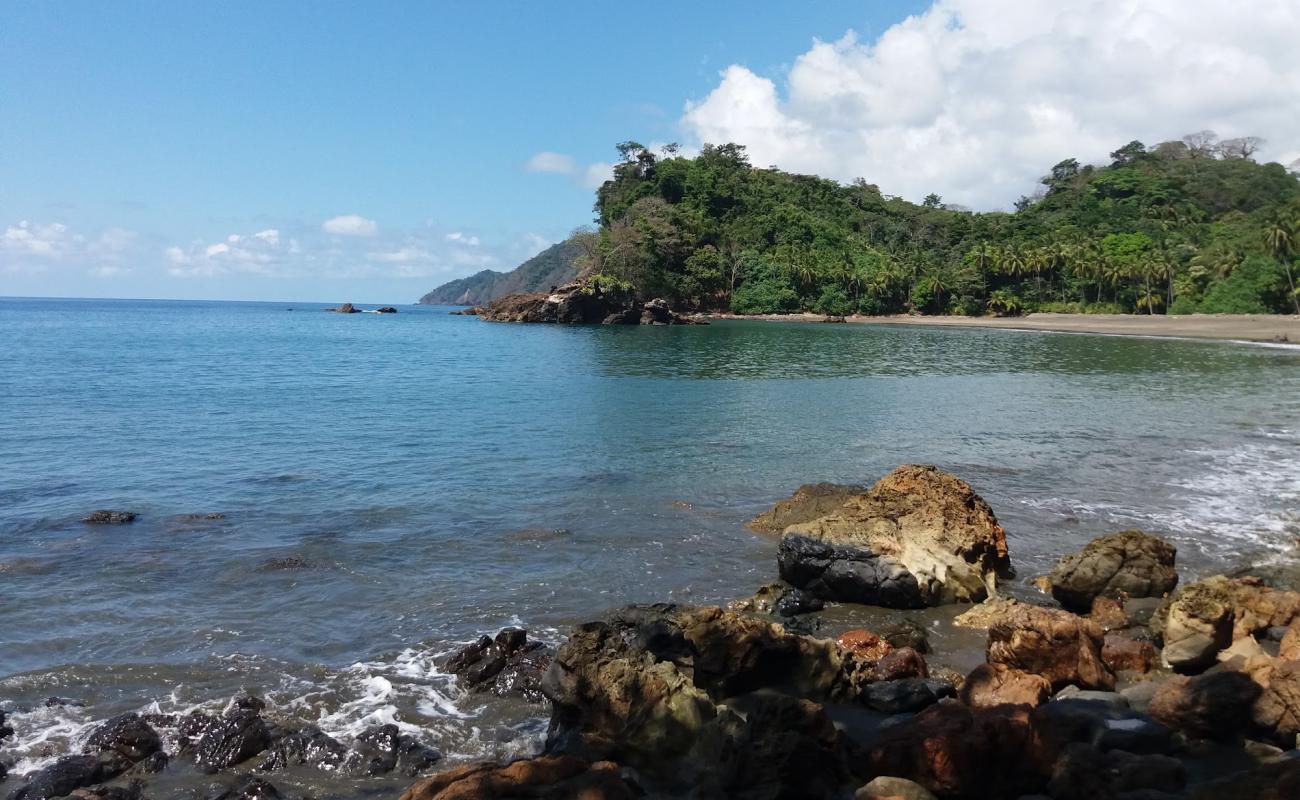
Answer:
[707, 312, 1300, 344]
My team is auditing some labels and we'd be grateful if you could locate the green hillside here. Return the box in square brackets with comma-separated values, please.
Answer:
[418, 238, 583, 305]
[573, 136, 1300, 316]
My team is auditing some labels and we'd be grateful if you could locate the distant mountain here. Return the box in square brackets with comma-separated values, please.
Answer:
[418, 238, 583, 305]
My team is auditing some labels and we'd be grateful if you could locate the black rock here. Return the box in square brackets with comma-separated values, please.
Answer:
[879, 619, 930, 653]
[65, 782, 148, 800]
[375, 307, 398, 314]
[45, 696, 86, 708]
[6, 754, 104, 800]
[444, 628, 552, 702]
[777, 534, 925, 608]
[258, 725, 347, 771]
[84, 712, 163, 765]
[82, 510, 137, 524]
[1034, 698, 1174, 755]
[204, 778, 284, 800]
[0, 709, 12, 742]
[339, 724, 440, 777]
[774, 588, 824, 617]
[863, 678, 955, 713]
[192, 708, 271, 773]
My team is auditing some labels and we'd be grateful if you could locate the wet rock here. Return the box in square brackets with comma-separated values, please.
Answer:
[837, 629, 895, 661]
[753, 465, 1013, 604]
[192, 706, 271, 773]
[1189, 755, 1300, 800]
[728, 582, 823, 616]
[444, 627, 552, 701]
[203, 777, 289, 799]
[1102, 631, 1158, 674]
[540, 603, 855, 795]
[879, 619, 930, 653]
[863, 678, 954, 713]
[478, 282, 701, 325]
[256, 557, 314, 571]
[82, 510, 136, 524]
[874, 648, 929, 682]
[1048, 530, 1178, 613]
[0, 709, 12, 741]
[855, 776, 937, 800]
[959, 663, 1052, 709]
[258, 725, 348, 771]
[69, 782, 147, 800]
[1089, 596, 1130, 631]
[777, 534, 925, 608]
[83, 712, 162, 770]
[986, 604, 1115, 691]
[179, 512, 226, 521]
[325, 303, 359, 313]
[342, 724, 441, 777]
[865, 701, 1057, 798]
[125, 751, 168, 776]
[376, 306, 398, 313]
[776, 587, 825, 616]
[399, 754, 637, 800]
[7, 755, 105, 800]
[952, 597, 1031, 629]
[44, 696, 85, 708]
[1146, 670, 1263, 740]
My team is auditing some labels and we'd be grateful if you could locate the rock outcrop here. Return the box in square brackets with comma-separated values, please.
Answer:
[325, 303, 360, 313]
[477, 282, 701, 325]
[1047, 530, 1179, 612]
[752, 465, 1013, 605]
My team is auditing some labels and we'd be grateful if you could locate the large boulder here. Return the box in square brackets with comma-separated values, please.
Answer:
[985, 604, 1115, 691]
[1280, 620, 1300, 660]
[83, 713, 162, 773]
[752, 465, 1013, 605]
[189, 703, 271, 773]
[539, 604, 856, 796]
[444, 628, 552, 701]
[400, 755, 637, 800]
[1146, 670, 1263, 740]
[1047, 530, 1178, 612]
[778, 534, 925, 608]
[1155, 575, 1300, 671]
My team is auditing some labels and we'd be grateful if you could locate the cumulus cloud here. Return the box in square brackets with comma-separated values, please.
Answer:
[681, 0, 1300, 209]
[322, 214, 378, 236]
[525, 151, 578, 174]
[2, 220, 75, 257]
[583, 162, 615, 189]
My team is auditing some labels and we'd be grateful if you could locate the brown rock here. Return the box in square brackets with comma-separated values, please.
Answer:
[837, 630, 895, 661]
[1280, 620, 1300, 660]
[1048, 530, 1178, 612]
[952, 598, 1027, 629]
[1088, 596, 1129, 631]
[478, 282, 700, 325]
[986, 604, 1115, 691]
[1101, 632, 1157, 674]
[399, 755, 635, 800]
[874, 648, 929, 682]
[1155, 575, 1300, 671]
[751, 465, 1013, 604]
[1146, 670, 1263, 740]
[326, 303, 360, 313]
[1249, 658, 1300, 746]
[959, 663, 1051, 709]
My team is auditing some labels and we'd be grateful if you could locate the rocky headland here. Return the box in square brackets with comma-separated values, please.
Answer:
[5, 465, 1299, 799]
[464, 281, 704, 326]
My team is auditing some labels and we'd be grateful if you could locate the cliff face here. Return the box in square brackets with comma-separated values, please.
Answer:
[417, 239, 583, 305]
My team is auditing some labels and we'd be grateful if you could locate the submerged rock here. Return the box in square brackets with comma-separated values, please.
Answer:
[1048, 530, 1179, 613]
[444, 627, 552, 701]
[375, 306, 398, 314]
[752, 465, 1013, 605]
[400, 754, 637, 800]
[82, 510, 137, 524]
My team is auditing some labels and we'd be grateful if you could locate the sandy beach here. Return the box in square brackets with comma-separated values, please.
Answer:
[708, 312, 1300, 344]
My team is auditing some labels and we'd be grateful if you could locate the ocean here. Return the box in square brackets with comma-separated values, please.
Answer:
[1, 297, 1298, 796]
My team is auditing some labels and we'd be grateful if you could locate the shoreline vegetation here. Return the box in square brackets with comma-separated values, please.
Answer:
[7, 467, 1299, 799]
[423, 132, 1300, 319]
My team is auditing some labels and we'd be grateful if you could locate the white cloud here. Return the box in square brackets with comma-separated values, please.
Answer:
[445, 231, 480, 246]
[525, 151, 578, 174]
[681, 0, 1300, 209]
[583, 162, 615, 189]
[2, 220, 73, 257]
[367, 245, 433, 264]
[88, 265, 130, 278]
[253, 229, 280, 245]
[322, 214, 378, 236]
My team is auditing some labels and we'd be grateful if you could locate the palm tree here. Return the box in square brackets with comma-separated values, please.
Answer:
[1265, 218, 1300, 314]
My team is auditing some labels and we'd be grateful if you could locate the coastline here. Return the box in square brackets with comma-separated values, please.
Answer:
[707, 311, 1300, 344]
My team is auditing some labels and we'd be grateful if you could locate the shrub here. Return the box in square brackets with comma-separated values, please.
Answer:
[812, 286, 854, 316]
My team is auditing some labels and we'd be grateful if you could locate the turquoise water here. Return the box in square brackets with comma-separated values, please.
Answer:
[1, 297, 1298, 789]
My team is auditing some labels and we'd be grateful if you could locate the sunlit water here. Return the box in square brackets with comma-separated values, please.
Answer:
[1, 297, 1298, 795]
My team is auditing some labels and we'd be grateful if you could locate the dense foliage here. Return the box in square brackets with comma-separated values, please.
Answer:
[575, 135, 1300, 315]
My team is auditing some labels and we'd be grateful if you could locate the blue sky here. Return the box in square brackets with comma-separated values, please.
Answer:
[3, 1, 1297, 302]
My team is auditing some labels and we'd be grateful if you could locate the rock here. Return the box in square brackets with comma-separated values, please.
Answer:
[326, 303, 360, 313]
[1034, 698, 1174, 755]
[1146, 670, 1263, 740]
[879, 619, 930, 653]
[986, 604, 1115, 691]
[863, 678, 954, 713]
[444, 628, 552, 701]
[1280, 620, 1300, 660]
[69, 784, 147, 800]
[1089, 596, 1130, 631]
[82, 510, 136, 524]
[448, 306, 481, 316]
[540, 603, 855, 796]
[753, 465, 1013, 604]
[1155, 575, 1300, 671]
[256, 557, 314, 571]
[257, 724, 348, 771]
[0, 709, 12, 741]
[478, 282, 701, 325]
[1189, 756, 1300, 800]
[192, 706, 271, 773]
[1048, 746, 1185, 800]
[1102, 632, 1158, 674]
[838, 629, 895, 661]
[1247, 657, 1300, 746]
[959, 663, 1052, 709]
[204, 777, 288, 799]
[1048, 531, 1178, 613]
[400, 755, 637, 800]
[376, 306, 398, 313]
[729, 583, 824, 617]
[953, 597, 1028, 629]
[83, 712, 162, 771]
[855, 776, 937, 800]
[778, 534, 925, 608]
[873, 648, 930, 682]
[6, 755, 105, 800]
[864, 701, 1057, 798]
[776, 588, 825, 616]
[342, 724, 441, 777]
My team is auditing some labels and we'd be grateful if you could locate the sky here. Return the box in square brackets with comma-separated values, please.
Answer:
[3, 0, 1299, 303]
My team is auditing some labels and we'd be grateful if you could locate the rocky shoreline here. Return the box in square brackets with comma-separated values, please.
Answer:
[4, 466, 1299, 799]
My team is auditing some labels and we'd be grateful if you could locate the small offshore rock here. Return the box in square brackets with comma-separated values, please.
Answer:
[84, 712, 163, 768]
[342, 724, 441, 777]
[82, 510, 136, 524]
[325, 303, 360, 313]
[376, 306, 398, 313]
[256, 557, 314, 572]
[448, 306, 481, 315]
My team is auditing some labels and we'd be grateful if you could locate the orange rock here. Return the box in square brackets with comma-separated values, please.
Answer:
[838, 629, 895, 661]
[986, 604, 1115, 691]
[1101, 632, 1157, 674]
[959, 663, 1052, 708]
[1089, 596, 1129, 631]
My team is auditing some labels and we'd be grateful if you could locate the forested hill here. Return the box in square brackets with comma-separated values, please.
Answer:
[418, 238, 582, 305]
[566, 136, 1300, 316]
